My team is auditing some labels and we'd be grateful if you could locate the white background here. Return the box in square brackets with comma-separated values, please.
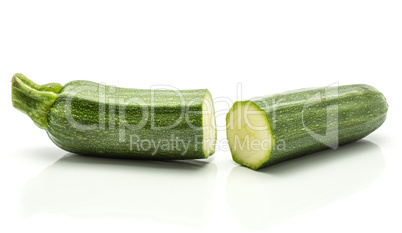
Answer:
[1, 0, 401, 232]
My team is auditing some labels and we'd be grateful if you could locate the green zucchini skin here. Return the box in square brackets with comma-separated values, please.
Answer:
[227, 84, 388, 169]
[12, 74, 216, 159]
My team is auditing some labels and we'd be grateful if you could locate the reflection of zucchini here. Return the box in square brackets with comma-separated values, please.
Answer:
[226, 84, 388, 170]
[21, 154, 217, 226]
[12, 73, 216, 159]
[227, 140, 384, 230]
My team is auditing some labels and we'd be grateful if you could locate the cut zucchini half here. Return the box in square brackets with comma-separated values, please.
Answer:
[12, 73, 218, 160]
[202, 90, 217, 157]
[226, 101, 273, 170]
[226, 85, 388, 170]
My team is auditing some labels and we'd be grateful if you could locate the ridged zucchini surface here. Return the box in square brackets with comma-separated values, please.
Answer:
[12, 74, 216, 159]
[226, 84, 388, 169]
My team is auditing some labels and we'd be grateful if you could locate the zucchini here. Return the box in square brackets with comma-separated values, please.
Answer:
[226, 84, 388, 170]
[12, 73, 216, 159]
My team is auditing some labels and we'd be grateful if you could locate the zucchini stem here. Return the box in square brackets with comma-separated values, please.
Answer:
[11, 73, 63, 129]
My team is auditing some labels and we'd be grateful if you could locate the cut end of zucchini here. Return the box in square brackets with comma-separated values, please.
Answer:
[226, 101, 273, 170]
[202, 90, 217, 157]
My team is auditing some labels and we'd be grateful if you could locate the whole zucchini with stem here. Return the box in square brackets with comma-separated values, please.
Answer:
[12, 73, 216, 159]
[226, 84, 388, 170]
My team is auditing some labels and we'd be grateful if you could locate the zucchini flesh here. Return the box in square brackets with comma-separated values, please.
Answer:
[226, 84, 388, 170]
[226, 102, 273, 169]
[12, 74, 216, 159]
